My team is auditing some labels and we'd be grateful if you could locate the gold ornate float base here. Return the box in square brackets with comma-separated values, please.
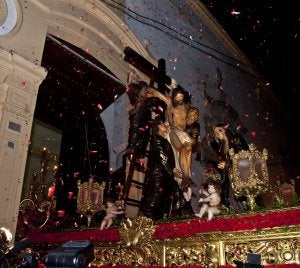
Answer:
[91, 217, 300, 267]
[28, 209, 300, 267]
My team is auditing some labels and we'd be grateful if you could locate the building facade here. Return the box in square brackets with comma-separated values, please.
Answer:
[0, 0, 297, 238]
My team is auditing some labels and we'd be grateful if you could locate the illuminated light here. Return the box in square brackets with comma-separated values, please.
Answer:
[231, 9, 241, 15]
[57, 210, 65, 217]
[48, 185, 56, 197]
[53, 165, 58, 171]
[0, 227, 12, 242]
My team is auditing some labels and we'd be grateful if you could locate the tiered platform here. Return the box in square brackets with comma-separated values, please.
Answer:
[28, 207, 300, 267]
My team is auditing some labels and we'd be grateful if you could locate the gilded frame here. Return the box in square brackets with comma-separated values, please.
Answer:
[77, 178, 106, 225]
[229, 143, 269, 209]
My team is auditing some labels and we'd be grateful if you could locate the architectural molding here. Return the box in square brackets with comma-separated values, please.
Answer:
[0, 0, 23, 39]
[0, 47, 47, 239]
[35, 0, 153, 84]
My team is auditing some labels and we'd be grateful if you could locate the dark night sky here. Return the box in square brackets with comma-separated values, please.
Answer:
[201, 0, 299, 120]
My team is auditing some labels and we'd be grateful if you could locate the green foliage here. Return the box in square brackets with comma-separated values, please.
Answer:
[273, 195, 286, 208]
[290, 192, 300, 206]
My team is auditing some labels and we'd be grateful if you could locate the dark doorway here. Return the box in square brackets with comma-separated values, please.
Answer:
[33, 34, 126, 213]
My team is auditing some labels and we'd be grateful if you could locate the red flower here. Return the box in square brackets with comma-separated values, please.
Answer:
[153, 208, 300, 239]
[28, 208, 300, 246]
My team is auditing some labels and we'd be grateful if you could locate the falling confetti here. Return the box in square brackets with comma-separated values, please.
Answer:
[230, 9, 240, 16]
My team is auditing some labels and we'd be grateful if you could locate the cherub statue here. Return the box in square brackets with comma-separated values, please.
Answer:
[100, 200, 125, 230]
[195, 182, 221, 221]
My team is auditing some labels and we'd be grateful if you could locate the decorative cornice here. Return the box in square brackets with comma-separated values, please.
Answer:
[37, 0, 155, 83]
[0, 48, 47, 84]
[2, 102, 32, 118]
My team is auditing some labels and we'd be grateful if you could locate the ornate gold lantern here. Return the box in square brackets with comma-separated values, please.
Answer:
[77, 178, 105, 227]
[229, 143, 269, 210]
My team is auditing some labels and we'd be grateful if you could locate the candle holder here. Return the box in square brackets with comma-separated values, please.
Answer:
[77, 178, 105, 227]
[229, 143, 269, 210]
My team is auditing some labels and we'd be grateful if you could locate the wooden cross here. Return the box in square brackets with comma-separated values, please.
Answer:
[123, 46, 171, 94]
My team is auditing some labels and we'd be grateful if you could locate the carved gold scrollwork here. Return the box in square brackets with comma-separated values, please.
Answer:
[164, 241, 219, 267]
[225, 238, 300, 266]
[88, 224, 300, 267]
[118, 216, 159, 265]
[229, 143, 269, 209]
[93, 247, 120, 266]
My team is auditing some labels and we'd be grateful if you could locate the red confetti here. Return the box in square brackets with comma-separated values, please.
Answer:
[230, 9, 240, 16]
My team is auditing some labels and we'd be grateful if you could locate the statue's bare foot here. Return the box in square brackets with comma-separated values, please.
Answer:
[181, 176, 194, 191]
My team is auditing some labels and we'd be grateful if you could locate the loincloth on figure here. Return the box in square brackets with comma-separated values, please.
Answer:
[166, 127, 193, 201]
[170, 126, 193, 145]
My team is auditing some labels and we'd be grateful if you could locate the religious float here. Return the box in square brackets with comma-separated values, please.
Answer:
[16, 143, 300, 268]
[9, 48, 300, 268]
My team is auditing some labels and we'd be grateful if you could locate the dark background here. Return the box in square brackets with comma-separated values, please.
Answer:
[200, 0, 299, 122]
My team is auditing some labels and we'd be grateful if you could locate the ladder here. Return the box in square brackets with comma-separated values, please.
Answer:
[124, 153, 148, 218]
